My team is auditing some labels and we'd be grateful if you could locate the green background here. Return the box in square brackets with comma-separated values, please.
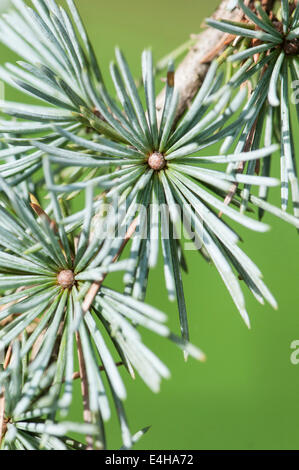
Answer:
[1, 0, 299, 450]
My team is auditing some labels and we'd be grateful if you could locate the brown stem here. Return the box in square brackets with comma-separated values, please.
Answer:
[71, 362, 123, 381]
[0, 346, 13, 446]
[75, 331, 93, 450]
[82, 217, 138, 314]
[0, 390, 5, 446]
[3, 345, 12, 370]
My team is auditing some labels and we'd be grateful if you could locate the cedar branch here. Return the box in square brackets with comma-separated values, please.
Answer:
[156, 0, 249, 124]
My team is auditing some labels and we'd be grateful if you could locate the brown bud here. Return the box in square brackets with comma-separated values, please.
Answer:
[148, 152, 166, 171]
[57, 270, 75, 289]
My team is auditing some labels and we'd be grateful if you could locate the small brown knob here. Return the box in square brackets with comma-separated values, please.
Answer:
[57, 270, 75, 289]
[148, 152, 166, 171]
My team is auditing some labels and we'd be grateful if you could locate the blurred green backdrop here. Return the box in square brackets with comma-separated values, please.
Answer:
[1, 0, 299, 451]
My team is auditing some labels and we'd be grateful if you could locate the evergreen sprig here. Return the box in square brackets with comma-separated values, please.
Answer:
[0, 171, 203, 448]
[207, 0, 299, 217]
[34, 50, 282, 335]
[0, 342, 99, 450]
[0, 0, 297, 451]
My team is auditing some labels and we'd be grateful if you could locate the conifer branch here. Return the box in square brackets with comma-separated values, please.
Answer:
[156, 0, 246, 123]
